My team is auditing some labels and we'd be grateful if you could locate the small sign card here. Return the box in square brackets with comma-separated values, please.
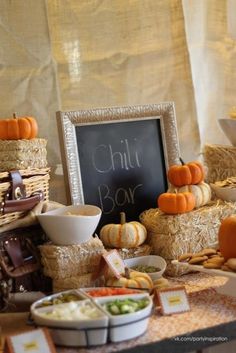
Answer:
[102, 249, 125, 278]
[5, 328, 56, 353]
[157, 286, 190, 315]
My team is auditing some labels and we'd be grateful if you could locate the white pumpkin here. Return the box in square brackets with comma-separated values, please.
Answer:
[106, 269, 153, 290]
[168, 182, 211, 208]
[100, 212, 147, 249]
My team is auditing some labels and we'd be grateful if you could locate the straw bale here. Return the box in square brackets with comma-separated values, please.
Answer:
[0, 138, 47, 171]
[203, 143, 236, 183]
[39, 237, 105, 279]
[106, 244, 152, 260]
[53, 273, 95, 292]
[140, 200, 236, 276]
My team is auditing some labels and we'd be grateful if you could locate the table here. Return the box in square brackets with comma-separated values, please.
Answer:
[1, 273, 236, 353]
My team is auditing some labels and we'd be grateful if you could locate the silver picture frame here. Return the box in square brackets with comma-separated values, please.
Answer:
[56, 102, 180, 206]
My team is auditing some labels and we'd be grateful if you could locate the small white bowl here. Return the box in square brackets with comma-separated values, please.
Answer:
[210, 183, 236, 202]
[124, 255, 167, 281]
[37, 204, 102, 245]
[95, 293, 152, 343]
[218, 118, 236, 146]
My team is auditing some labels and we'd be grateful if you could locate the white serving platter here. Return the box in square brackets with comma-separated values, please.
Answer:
[172, 260, 236, 298]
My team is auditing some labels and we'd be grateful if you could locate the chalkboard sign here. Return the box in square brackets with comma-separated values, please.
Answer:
[57, 103, 180, 229]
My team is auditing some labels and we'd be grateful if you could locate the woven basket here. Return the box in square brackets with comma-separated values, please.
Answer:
[0, 168, 50, 227]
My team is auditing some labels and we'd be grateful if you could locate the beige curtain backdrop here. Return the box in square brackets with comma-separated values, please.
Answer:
[0, 0, 236, 204]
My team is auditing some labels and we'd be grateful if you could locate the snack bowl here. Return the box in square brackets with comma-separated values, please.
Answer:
[31, 296, 108, 347]
[218, 118, 236, 146]
[37, 204, 102, 245]
[95, 293, 153, 342]
[124, 255, 167, 281]
[210, 181, 236, 202]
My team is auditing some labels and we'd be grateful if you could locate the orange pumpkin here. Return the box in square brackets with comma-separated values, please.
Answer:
[218, 215, 236, 260]
[167, 159, 205, 187]
[158, 192, 195, 214]
[0, 113, 38, 140]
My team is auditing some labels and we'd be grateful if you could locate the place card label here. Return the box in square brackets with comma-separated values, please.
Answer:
[103, 249, 125, 278]
[157, 286, 190, 315]
[5, 328, 56, 353]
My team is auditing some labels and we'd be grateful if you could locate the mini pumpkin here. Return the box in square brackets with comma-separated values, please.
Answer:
[167, 158, 205, 187]
[218, 215, 236, 260]
[100, 212, 147, 249]
[0, 113, 38, 140]
[106, 269, 153, 290]
[167, 182, 211, 208]
[158, 192, 195, 214]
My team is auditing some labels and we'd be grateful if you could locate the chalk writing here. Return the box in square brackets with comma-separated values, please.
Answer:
[98, 183, 143, 214]
[92, 138, 141, 173]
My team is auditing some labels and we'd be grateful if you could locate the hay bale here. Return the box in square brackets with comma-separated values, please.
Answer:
[106, 244, 151, 260]
[53, 273, 95, 292]
[140, 200, 236, 276]
[203, 143, 236, 183]
[0, 138, 47, 171]
[39, 237, 105, 279]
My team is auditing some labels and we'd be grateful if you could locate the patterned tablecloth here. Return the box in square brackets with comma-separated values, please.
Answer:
[1, 273, 236, 353]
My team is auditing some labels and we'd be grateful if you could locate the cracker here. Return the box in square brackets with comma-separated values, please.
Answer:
[225, 258, 236, 271]
[201, 248, 217, 256]
[221, 265, 233, 272]
[203, 262, 222, 269]
[189, 256, 208, 264]
[206, 257, 225, 265]
[178, 253, 192, 262]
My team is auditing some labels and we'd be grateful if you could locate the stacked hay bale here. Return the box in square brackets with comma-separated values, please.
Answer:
[140, 201, 236, 276]
[203, 143, 236, 183]
[39, 237, 105, 292]
[0, 138, 48, 172]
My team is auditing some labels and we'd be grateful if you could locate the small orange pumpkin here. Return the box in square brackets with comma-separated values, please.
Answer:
[167, 158, 205, 187]
[158, 192, 195, 214]
[168, 182, 211, 208]
[0, 113, 38, 140]
[218, 215, 236, 260]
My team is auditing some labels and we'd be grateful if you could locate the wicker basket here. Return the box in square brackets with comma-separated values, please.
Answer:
[0, 168, 50, 227]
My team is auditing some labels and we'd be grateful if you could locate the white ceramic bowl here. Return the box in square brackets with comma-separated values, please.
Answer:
[218, 118, 236, 146]
[31, 295, 108, 347]
[124, 255, 167, 281]
[37, 204, 102, 245]
[95, 293, 153, 343]
[210, 183, 236, 202]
